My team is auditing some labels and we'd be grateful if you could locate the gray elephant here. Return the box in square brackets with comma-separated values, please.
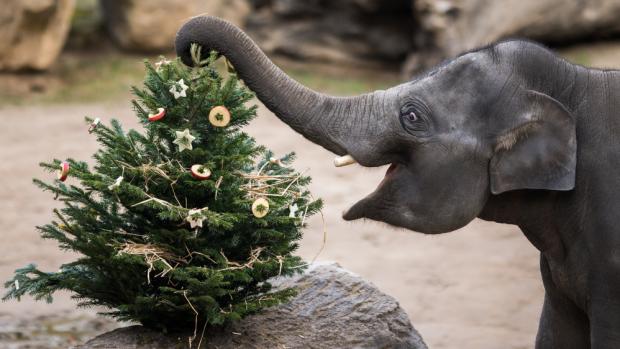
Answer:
[176, 16, 620, 348]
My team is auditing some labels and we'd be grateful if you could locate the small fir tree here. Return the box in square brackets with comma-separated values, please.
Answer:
[3, 46, 321, 333]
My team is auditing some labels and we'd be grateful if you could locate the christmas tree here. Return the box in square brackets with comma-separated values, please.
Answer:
[3, 45, 322, 334]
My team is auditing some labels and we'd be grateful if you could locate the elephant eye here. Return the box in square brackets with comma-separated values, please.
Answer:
[399, 107, 428, 135]
[406, 111, 418, 122]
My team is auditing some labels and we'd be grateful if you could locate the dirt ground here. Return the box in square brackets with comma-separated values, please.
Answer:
[3, 41, 620, 349]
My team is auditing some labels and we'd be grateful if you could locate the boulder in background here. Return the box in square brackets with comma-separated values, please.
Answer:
[406, 0, 620, 75]
[0, 0, 76, 71]
[100, 0, 250, 52]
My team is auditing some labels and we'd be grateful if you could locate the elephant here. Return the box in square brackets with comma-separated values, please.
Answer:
[176, 16, 620, 348]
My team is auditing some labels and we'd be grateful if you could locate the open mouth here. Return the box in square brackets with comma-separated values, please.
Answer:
[385, 163, 399, 178]
[335, 154, 401, 221]
[376, 163, 398, 188]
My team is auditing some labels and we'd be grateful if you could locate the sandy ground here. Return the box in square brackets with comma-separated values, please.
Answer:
[0, 100, 543, 349]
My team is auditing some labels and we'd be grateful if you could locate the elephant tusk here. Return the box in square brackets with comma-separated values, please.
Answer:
[334, 155, 357, 167]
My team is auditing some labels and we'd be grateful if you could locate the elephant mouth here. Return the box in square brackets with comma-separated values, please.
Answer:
[342, 162, 402, 221]
[383, 163, 399, 181]
[374, 163, 399, 190]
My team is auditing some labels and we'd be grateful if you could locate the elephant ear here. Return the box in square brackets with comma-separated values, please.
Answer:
[489, 90, 577, 194]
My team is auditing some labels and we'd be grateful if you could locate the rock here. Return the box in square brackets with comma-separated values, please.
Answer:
[75, 262, 427, 349]
[407, 0, 620, 74]
[245, 0, 415, 68]
[100, 0, 250, 52]
[0, 0, 76, 71]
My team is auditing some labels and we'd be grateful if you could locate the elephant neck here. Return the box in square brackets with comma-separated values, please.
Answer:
[478, 191, 567, 261]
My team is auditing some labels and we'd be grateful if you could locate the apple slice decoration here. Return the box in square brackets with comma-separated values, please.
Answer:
[252, 198, 270, 218]
[57, 161, 70, 182]
[190, 164, 211, 180]
[208, 106, 230, 127]
[148, 107, 166, 122]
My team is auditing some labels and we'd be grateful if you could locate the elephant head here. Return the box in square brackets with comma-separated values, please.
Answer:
[175, 16, 577, 234]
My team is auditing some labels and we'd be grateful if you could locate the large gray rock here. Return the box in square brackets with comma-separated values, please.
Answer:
[0, 0, 75, 71]
[100, 0, 249, 52]
[75, 262, 427, 349]
[246, 0, 414, 67]
[406, 0, 620, 74]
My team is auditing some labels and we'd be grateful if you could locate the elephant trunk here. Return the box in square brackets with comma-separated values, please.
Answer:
[175, 16, 388, 164]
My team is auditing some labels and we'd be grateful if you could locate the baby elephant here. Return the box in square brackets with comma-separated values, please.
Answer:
[176, 16, 620, 348]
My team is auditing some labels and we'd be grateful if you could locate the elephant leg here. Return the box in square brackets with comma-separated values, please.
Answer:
[536, 255, 590, 349]
[589, 275, 620, 348]
[589, 305, 620, 348]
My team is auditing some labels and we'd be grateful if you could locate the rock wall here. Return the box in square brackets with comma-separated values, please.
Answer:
[0, 0, 75, 71]
[74, 263, 428, 349]
[242, 0, 620, 75]
[245, 0, 415, 68]
[4, 0, 620, 74]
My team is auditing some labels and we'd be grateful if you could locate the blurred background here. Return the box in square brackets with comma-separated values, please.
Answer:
[1, 0, 620, 348]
